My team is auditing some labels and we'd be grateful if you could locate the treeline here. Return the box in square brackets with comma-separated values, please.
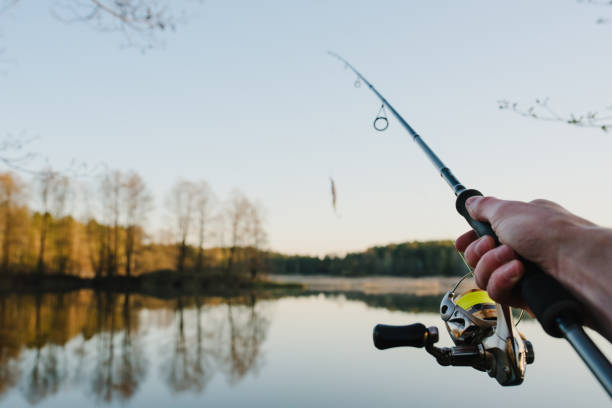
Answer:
[267, 241, 466, 277]
[0, 169, 468, 280]
[0, 170, 267, 279]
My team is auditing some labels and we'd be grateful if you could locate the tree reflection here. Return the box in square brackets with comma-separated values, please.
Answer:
[90, 292, 146, 403]
[90, 292, 116, 402]
[117, 293, 147, 399]
[0, 290, 273, 404]
[164, 296, 215, 393]
[21, 294, 67, 405]
[0, 294, 20, 398]
[221, 294, 269, 385]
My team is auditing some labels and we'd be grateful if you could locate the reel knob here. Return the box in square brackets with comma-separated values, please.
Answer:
[373, 323, 435, 350]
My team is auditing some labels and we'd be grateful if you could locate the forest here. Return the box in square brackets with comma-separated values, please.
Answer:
[0, 170, 267, 282]
[0, 169, 466, 286]
[267, 240, 466, 278]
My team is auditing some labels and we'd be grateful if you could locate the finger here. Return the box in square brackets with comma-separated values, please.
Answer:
[473, 244, 517, 289]
[465, 196, 506, 224]
[455, 229, 478, 252]
[485, 259, 526, 308]
[464, 235, 495, 268]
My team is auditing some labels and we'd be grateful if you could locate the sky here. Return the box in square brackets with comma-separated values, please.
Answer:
[1, 0, 612, 256]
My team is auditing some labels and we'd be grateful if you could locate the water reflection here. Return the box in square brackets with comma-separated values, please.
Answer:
[0, 290, 269, 404]
[162, 296, 213, 394]
[89, 292, 146, 403]
[1, 290, 609, 407]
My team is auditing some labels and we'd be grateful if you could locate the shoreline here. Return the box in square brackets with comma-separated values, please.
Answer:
[265, 274, 458, 295]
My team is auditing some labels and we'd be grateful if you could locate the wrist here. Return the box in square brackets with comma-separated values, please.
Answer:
[559, 225, 612, 340]
[564, 226, 612, 276]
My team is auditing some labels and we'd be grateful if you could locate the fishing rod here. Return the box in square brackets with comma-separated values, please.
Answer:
[328, 51, 612, 395]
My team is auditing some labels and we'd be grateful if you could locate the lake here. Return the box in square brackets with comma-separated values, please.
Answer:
[0, 287, 610, 407]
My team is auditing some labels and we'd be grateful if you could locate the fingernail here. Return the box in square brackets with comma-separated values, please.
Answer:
[465, 196, 479, 208]
[508, 264, 522, 285]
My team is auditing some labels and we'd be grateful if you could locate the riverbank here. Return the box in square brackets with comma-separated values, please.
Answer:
[266, 274, 457, 295]
[0, 272, 460, 299]
[0, 271, 303, 297]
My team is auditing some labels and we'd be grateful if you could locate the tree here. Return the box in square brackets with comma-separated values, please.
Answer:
[193, 181, 216, 273]
[244, 203, 267, 280]
[48, 175, 72, 274]
[85, 219, 108, 278]
[166, 180, 196, 273]
[100, 171, 122, 276]
[224, 190, 251, 275]
[122, 171, 152, 277]
[0, 172, 26, 273]
[35, 169, 57, 273]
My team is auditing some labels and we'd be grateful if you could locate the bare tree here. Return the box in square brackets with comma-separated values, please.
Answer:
[49, 175, 72, 274]
[122, 171, 152, 277]
[244, 203, 267, 280]
[193, 180, 216, 273]
[100, 171, 122, 276]
[166, 180, 196, 273]
[224, 190, 251, 275]
[35, 169, 56, 274]
[35, 168, 72, 274]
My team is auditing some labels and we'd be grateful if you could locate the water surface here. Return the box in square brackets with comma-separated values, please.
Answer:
[0, 290, 609, 407]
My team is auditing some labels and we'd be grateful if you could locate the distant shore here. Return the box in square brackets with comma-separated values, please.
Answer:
[0, 272, 460, 298]
[266, 274, 457, 295]
[0, 271, 303, 297]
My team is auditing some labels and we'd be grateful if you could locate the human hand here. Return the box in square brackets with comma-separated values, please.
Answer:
[455, 196, 595, 307]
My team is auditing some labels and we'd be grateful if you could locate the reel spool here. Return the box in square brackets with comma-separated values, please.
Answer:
[440, 274, 497, 346]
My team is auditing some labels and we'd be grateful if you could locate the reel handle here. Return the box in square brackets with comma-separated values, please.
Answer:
[455, 189, 583, 338]
[373, 323, 431, 349]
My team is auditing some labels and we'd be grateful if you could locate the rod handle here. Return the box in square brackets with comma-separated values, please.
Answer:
[373, 323, 428, 349]
[455, 189, 583, 338]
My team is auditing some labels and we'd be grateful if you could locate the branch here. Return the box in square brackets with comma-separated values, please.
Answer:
[577, 0, 612, 7]
[497, 98, 612, 132]
[577, 0, 612, 24]
[0, 132, 41, 174]
[51, 0, 187, 50]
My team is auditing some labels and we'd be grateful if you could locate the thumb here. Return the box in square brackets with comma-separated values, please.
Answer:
[465, 196, 504, 224]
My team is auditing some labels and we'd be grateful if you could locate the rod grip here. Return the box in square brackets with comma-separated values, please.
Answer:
[455, 189, 583, 338]
[373, 323, 428, 349]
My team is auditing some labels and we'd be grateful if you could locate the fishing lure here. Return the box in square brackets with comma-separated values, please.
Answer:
[330, 177, 338, 214]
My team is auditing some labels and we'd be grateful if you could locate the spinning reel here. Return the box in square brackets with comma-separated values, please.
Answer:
[373, 273, 534, 386]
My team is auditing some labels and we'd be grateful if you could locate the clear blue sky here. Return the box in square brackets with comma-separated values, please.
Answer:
[1, 0, 612, 255]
